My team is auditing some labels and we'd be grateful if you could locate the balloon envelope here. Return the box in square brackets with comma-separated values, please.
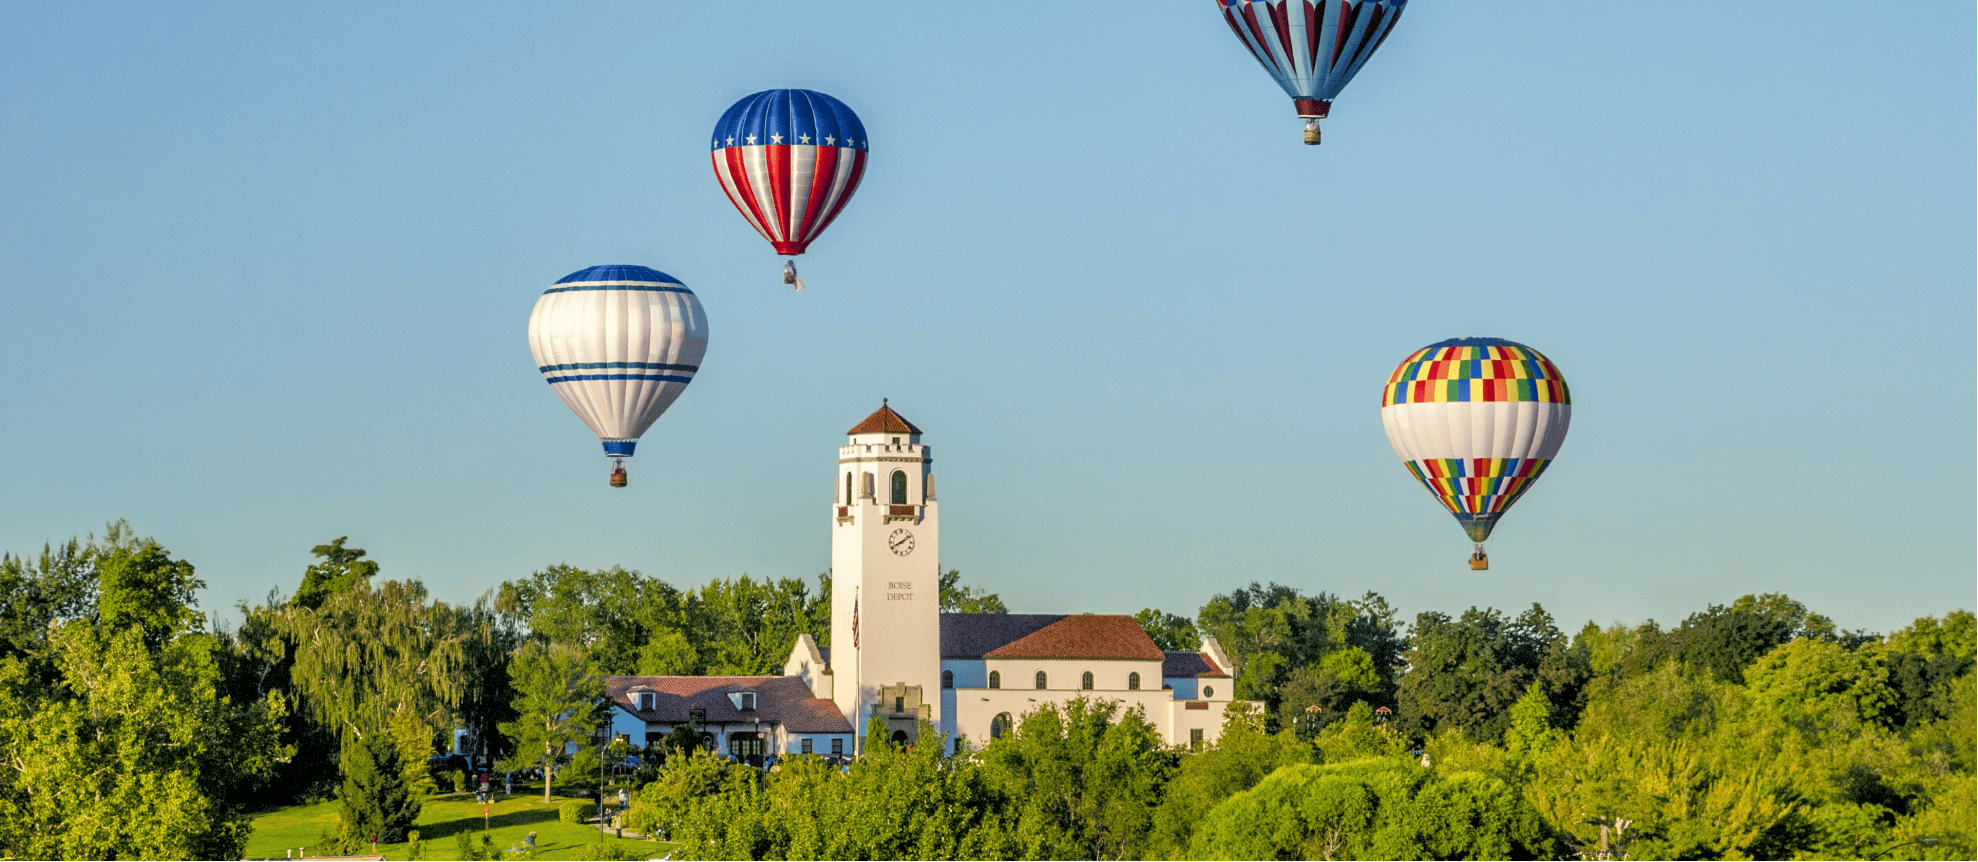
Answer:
[710, 89, 869, 256]
[527, 265, 709, 458]
[1380, 338, 1570, 543]
[1217, 0, 1408, 119]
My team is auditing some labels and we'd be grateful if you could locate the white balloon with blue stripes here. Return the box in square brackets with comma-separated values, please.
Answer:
[527, 265, 709, 485]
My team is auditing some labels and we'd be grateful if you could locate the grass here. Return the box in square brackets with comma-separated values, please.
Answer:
[242, 783, 680, 861]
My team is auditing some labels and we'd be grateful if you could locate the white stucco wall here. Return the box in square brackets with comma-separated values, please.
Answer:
[977, 658, 1166, 694]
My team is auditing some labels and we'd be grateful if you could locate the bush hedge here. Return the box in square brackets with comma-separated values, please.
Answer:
[558, 801, 596, 824]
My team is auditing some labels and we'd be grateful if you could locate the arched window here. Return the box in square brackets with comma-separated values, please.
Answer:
[1081, 671, 1094, 690]
[988, 671, 1000, 690]
[844, 472, 852, 505]
[1035, 671, 1048, 690]
[890, 470, 908, 505]
[990, 712, 1013, 739]
[1128, 672, 1141, 690]
[941, 670, 954, 689]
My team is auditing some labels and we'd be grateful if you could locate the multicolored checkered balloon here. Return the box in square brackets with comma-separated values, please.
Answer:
[1380, 337, 1571, 555]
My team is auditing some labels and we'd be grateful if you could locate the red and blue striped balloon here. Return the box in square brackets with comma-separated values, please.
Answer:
[710, 89, 869, 258]
[1217, 0, 1408, 141]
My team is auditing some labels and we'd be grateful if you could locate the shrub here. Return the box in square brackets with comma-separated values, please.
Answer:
[451, 769, 468, 794]
[582, 842, 645, 860]
[559, 800, 597, 824]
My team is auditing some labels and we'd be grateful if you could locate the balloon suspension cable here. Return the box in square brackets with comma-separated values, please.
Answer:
[782, 260, 806, 292]
[1303, 118, 1321, 146]
[609, 458, 628, 488]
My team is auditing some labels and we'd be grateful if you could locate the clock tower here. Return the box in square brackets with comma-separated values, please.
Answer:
[829, 401, 941, 752]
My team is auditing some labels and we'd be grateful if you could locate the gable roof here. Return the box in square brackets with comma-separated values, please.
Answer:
[941, 613, 1066, 658]
[1162, 650, 1231, 679]
[607, 675, 851, 734]
[848, 402, 921, 435]
[986, 615, 1166, 661]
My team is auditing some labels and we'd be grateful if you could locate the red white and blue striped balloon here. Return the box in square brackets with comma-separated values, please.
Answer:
[710, 89, 868, 257]
[527, 265, 709, 461]
[1217, 0, 1407, 121]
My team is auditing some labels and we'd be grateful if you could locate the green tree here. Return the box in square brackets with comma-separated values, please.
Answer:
[497, 564, 679, 675]
[96, 531, 206, 651]
[337, 731, 422, 850]
[977, 697, 1177, 860]
[1394, 603, 1587, 741]
[0, 580, 288, 859]
[688, 574, 828, 674]
[499, 641, 604, 801]
[1197, 585, 1406, 725]
[1152, 695, 1313, 834]
[1279, 646, 1386, 736]
[939, 569, 1009, 614]
[277, 578, 469, 747]
[1188, 759, 1556, 860]
[1134, 608, 1200, 651]
[1311, 700, 1409, 764]
[0, 533, 97, 666]
[292, 536, 380, 610]
[1670, 592, 1829, 684]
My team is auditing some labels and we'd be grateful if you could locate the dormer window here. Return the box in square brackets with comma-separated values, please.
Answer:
[689, 708, 706, 726]
[736, 692, 757, 712]
[638, 692, 655, 711]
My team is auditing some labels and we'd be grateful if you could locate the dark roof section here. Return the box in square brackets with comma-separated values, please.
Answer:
[1163, 651, 1231, 679]
[941, 614, 1065, 658]
[606, 675, 852, 734]
[848, 402, 922, 435]
[987, 615, 1166, 661]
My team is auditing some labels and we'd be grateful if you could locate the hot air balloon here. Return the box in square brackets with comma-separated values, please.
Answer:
[1216, 0, 1409, 145]
[528, 265, 709, 487]
[710, 89, 869, 291]
[1380, 338, 1570, 569]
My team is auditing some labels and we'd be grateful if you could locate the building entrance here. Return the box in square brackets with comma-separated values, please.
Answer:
[728, 732, 765, 766]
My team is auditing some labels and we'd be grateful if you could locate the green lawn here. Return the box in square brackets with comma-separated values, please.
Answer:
[242, 786, 679, 861]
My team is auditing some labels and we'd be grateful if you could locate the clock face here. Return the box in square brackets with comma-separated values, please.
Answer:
[888, 528, 915, 556]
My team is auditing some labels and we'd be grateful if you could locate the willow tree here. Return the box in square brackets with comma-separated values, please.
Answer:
[278, 577, 470, 806]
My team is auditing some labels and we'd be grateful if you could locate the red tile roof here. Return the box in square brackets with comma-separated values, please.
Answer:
[848, 402, 921, 435]
[984, 615, 1165, 661]
[607, 675, 851, 733]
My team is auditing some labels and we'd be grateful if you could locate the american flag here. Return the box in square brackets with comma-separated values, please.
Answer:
[852, 593, 860, 649]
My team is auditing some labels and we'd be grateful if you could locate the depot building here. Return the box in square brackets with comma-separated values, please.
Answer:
[605, 404, 1249, 759]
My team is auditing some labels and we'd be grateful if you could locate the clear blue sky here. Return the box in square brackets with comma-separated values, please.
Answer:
[3, 2, 1971, 635]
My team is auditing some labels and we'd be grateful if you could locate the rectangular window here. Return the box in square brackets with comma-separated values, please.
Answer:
[739, 692, 757, 711]
[638, 693, 654, 711]
[894, 695, 905, 713]
[1190, 728, 1204, 751]
[831, 738, 844, 755]
[801, 738, 813, 755]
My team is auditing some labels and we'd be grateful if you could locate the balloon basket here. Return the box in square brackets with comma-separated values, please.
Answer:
[1468, 546, 1489, 571]
[1302, 119, 1321, 146]
[782, 260, 805, 292]
[609, 461, 628, 488]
